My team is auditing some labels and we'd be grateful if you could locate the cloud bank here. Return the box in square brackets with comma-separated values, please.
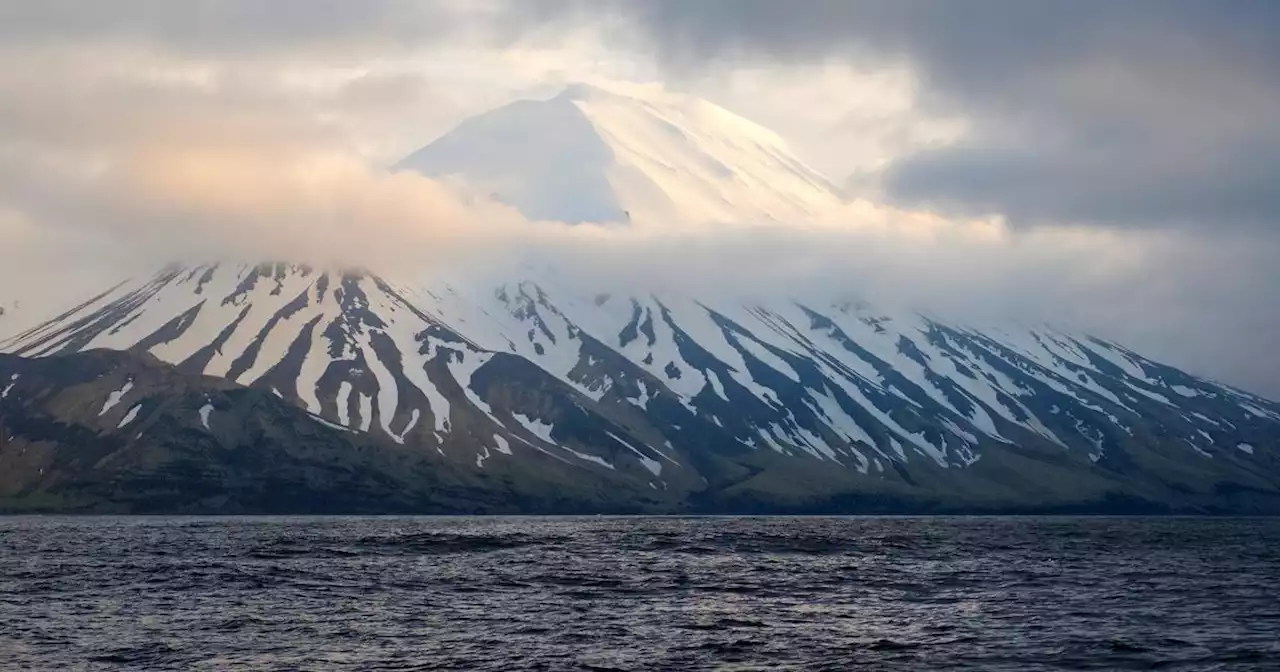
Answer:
[0, 1, 1275, 397]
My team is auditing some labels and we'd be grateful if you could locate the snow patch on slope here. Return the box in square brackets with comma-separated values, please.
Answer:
[117, 404, 141, 429]
[1, 373, 17, 399]
[100, 381, 133, 416]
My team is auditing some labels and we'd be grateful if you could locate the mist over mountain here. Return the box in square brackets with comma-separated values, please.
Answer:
[1, 84, 1277, 514]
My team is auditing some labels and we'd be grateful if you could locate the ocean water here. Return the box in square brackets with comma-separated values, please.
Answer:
[1, 516, 1278, 671]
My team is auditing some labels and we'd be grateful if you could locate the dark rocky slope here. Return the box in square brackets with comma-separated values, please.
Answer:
[2, 349, 1278, 514]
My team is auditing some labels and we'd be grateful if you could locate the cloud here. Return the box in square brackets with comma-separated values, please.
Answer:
[0, 2, 1276, 399]
[0, 40, 539, 278]
[0, 0, 484, 56]
[24, 1, 1278, 230]
[0, 38, 1124, 318]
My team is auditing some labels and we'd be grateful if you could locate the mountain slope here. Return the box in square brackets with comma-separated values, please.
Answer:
[396, 82, 843, 225]
[0, 349, 690, 514]
[0, 348, 439, 513]
[3, 262, 1278, 513]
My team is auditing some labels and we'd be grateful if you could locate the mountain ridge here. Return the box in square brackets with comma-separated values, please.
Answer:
[2, 262, 1277, 513]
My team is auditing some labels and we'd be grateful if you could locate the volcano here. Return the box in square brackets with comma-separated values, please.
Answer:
[1, 84, 1277, 514]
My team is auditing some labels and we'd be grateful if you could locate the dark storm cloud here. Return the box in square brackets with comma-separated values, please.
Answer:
[523, 0, 1280, 231]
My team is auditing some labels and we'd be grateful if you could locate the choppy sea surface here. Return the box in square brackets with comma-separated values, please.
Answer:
[2, 516, 1278, 671]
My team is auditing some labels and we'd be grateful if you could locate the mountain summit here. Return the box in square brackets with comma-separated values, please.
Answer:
[395, 82, 843, 225]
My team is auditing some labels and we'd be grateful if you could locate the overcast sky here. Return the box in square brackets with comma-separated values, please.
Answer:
[0, 1, 1277, 397]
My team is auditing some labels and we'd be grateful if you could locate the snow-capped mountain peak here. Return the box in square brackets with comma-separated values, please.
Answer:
[3, 86, 1278, 513]
[395, 81, 844, 226]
